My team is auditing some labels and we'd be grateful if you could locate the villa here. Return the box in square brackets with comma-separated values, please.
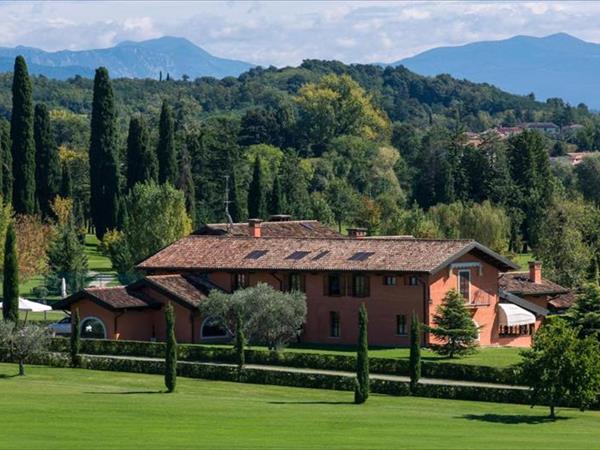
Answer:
[53, 218, 572, 347]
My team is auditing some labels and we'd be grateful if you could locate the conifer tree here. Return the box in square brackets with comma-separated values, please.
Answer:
[2, 223, 18, 322]
[354, 303, 369, 404]
[409, 311, 421, 393]
[46, 221, 88, 294]
[247, 156, 266, 219]
[269, 174, 284, 216]
[11, 56, 36, 214]
[235, 312, 245, 371]
[428, 289, 479, 358]
[70, 309, 81, 367]
[157, 101, 177, 185]
[126, 116, 158, 190]
[89, 67, 120, 238]
[60, 162, 73, 198]
[0, 119, 12, 202]
[229, 167, 244, 223]
[164, 302, 177, 393]
[176, 144, 196, 223]
[34, 104, 61, 217]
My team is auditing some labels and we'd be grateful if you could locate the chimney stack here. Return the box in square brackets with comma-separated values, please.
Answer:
[248, 219, 262, 238]
[347, 228, 367, 239]
[528, 261, 542, 284]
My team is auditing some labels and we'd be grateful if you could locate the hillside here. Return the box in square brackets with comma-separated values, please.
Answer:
[0, 36, 254, 80]
[395, 33, 600, 108]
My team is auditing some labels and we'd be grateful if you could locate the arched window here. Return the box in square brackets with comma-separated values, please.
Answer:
[200, 316, 230, 340]
[80, 317, 107, 339]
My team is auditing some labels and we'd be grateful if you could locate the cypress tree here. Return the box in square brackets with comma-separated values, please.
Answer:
[126, 116, 158, 191]
[164, 302, 177, 393]
[70, 309, 81, 367]
[354, 303, 369, 404]
[409, 311, 421, 393]
[269, 174, 284, 216]
[229, 167, 244, 223]
[176, 144, 196, 224]
[34, 103, 61, 217]
[247, 156, 266, 219]
[89, 67, 120, 238]
[157, 101, 177, 185]
[2, 223, 18, 322]
[11, 56, 36, 214]
[60, 162, 73, 198]
[0, 119, 12, 202]
[235, 312, 245, 371]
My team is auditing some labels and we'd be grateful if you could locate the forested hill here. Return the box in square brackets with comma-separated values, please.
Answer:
[0, 59, 560, 133]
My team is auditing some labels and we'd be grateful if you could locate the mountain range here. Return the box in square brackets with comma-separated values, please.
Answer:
[395, 33, 600, 108]
[0, 36, 254, 80]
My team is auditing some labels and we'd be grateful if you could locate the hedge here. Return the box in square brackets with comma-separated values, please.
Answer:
[48, 338, 519, 385]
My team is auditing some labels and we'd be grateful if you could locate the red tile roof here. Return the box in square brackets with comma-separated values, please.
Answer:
[144, 274, 213, 308]
[499, 272, 569, 296]
[137, 235, 517, 274]
[53, 286, 155, 311]
[548, 291, 576, 310]
[195, 220, 342, 238]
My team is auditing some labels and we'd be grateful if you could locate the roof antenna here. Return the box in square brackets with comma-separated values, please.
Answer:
[224, 175, 234, 231]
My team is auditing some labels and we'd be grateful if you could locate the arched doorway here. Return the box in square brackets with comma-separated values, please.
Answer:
[200, 316, 231, 341]
[80, 316, 107, 339]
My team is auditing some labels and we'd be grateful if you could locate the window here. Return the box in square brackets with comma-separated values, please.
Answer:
[352, 274, 369, 297]
[234, 273, 248, 290]
[348, 251, 375, 261]
[396, 314, 407, 335]
[288, 273, 304, 292]
[326, 274, 342, 296]
[383, 276, 397, 286]
[458, 270, 471, 301]
[80, 317, 107, 339]
[329, 311, 340, 338]
[245, 250, 268, 260]
[499, 324, 535, 336]
[408, 276, 418, 286]
[286, 250, 310, 260]
[312, 250, 329, 260]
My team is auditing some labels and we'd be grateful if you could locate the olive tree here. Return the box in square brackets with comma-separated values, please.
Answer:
[0, 322, 50, 375]
[199, 283, 307, 350]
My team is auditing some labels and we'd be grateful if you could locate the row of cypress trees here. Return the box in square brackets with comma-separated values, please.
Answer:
[8, 56, 62, 217]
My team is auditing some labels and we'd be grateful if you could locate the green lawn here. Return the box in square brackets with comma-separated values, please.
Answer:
[0, 363, 598, 449]
[84, 234, 113, 272]
[512, 252, 533, 271]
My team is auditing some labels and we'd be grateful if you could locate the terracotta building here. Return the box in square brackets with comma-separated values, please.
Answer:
[53, 219, 572, 347]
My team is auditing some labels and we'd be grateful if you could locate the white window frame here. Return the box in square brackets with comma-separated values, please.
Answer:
[457, 269, 471, 302]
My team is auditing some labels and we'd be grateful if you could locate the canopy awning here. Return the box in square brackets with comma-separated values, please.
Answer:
[0, 297, 52, 312]
[498, 303, 536, 326]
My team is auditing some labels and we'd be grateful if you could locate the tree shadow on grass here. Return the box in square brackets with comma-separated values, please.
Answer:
[460, 414, 570, 425]
[0, 373, 18, 379]
[84, 390, 164, 395]
[268, 401, 354, 405]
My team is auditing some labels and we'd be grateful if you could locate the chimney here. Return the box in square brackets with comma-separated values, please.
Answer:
[529, 261, 542, 284]
[347, 228, 367, 239]
[248, 219, 262, 238]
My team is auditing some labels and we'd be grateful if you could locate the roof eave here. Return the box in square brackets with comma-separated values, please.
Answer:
[429, 242, 518, 276]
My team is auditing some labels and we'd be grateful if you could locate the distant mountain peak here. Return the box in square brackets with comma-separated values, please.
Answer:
[394, 32, 600, 108]
[0, 36, 254, 80]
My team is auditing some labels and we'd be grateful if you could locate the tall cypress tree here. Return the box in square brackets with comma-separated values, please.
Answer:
[60, 162, 73, 198]
[2, 223, 18, 322]
[269, 174, 284, 216]
[177, 144, 196, 224]
[409, 311, 421, 393]
[164, 302, 177, 393]
[126, 116, 158, 191]
[157, 101, 177, 185]
[0, 119, 12, 202]
[34, 104, 61, 217]
[235, 312, 245, 371]
[229, 167, 244, 223]
[247, 157, 266, 219]
[11, 56, 36, 214]
[354, 303, 369, 404]
[70, 309, 81, 367]
[89, 67, 120, 238]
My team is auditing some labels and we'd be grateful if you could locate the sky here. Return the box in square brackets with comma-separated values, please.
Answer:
[2, 1, 600, 66]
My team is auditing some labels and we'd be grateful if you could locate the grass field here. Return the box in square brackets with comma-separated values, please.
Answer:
[1, 363, 598, 449]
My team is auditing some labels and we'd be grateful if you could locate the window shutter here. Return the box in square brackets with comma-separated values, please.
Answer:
[300, 274, 306, 292]
[347, 275, 354, 297]
[282, 274, 288, 292]
[340, 275, 347, 296]
[323, 275, 329, 296]
[365, 276, 370, 297]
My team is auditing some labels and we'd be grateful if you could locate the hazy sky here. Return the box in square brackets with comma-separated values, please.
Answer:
[3, 1, 600, 65]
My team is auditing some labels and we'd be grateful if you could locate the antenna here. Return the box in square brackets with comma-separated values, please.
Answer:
[224, 175, 234, 230]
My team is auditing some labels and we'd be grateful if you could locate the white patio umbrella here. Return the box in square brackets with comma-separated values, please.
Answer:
[60, 277, 67, 299]
[0, 297, 52, 322]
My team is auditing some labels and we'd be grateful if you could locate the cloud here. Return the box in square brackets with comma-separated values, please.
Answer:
[0, 1, 599, 65]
